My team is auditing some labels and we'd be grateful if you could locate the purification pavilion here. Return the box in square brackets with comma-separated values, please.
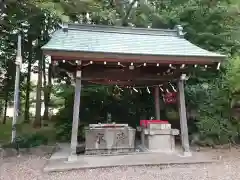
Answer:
[42, 23, 225, 161]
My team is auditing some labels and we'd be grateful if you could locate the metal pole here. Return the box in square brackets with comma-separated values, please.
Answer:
[11, 35, 22, 143]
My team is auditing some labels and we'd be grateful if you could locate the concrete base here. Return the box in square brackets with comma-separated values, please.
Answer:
[141, 128, 179, 153]
[137, 144, 175, 154]
[183, 151, 192, 157]
[68, 154, 78, 162]
[44, 144, 217, 172]
[147, 134, 175, 152]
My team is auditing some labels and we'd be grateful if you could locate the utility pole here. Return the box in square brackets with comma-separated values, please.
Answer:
[11, 35, 22, 143]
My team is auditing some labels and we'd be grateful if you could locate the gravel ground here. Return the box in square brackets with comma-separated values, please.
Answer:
[1, 148, 240, 180]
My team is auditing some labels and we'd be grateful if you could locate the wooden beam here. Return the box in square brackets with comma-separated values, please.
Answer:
[45, 50, 223, 64]
[82, 73, 174, 81]
[81, 77, 177, 81]
[82, 79, 179, 87]
[53, 59, 220, 78]
[178, 78, 191, 156]
[81, 66, 185, 80]
[69, 68, 82, 161]
[154, 86, 161, 119]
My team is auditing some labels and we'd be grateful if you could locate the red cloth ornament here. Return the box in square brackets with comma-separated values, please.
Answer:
[163, 92, 177, 104]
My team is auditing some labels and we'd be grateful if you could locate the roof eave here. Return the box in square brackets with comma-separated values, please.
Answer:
[42, 48, 225, 64]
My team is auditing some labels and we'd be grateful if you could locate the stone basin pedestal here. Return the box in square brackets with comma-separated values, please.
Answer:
[85, 123, 136, 155]
[138, 123, 179, 153]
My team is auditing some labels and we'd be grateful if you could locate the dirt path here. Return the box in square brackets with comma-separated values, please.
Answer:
[1, 148, 240, 180]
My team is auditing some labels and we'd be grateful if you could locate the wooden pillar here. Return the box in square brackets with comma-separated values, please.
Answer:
[68, 62, 82, 161]
[154, 86, 160, 119]
[178, 78, 191, 156]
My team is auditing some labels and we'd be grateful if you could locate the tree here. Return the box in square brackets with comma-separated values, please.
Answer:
[24, 35, 33, 123]
[0, 0, 59, 126]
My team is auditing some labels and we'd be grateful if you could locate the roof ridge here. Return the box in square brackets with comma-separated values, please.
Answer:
[61, 23, 179, 37]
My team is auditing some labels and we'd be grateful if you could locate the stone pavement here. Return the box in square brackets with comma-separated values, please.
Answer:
[44, 144, 218, 172]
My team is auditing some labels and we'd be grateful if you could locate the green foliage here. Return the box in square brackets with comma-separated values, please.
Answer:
[2, 133, 48, 149]
[144, 0, 240, 55]
[186, 57, 240, 146]
[54, 107, 73, 141]
[165, 108, 179, 121]
[193, 81, 233, 145]
[225, 57, 240, 93]
[0, 119, 13, 143]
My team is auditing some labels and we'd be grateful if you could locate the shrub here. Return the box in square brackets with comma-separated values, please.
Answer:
[2, 133, 48, 149]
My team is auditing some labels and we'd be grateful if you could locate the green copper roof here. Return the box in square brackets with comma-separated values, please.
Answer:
[42, 24, 225, 59]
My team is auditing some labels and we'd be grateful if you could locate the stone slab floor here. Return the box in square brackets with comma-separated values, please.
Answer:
[44, 143, 216, 172]
[1, 147, 240, 180]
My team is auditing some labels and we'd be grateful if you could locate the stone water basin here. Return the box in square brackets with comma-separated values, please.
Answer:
[85, 123, 136, 155]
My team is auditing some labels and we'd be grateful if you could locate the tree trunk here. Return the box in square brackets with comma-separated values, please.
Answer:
[43, 63, 52, 121]
[121, 0, 138, 25]
[24, 36, 32, 123]
[42, 56, 48, 121]
[2, 71, 10, 124]
[2, 92, 8, 124]
[33, 53, 42, 128]
[42, 19, 52, 122]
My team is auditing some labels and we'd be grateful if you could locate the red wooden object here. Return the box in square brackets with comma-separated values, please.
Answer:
[140, 120, 169, 128]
